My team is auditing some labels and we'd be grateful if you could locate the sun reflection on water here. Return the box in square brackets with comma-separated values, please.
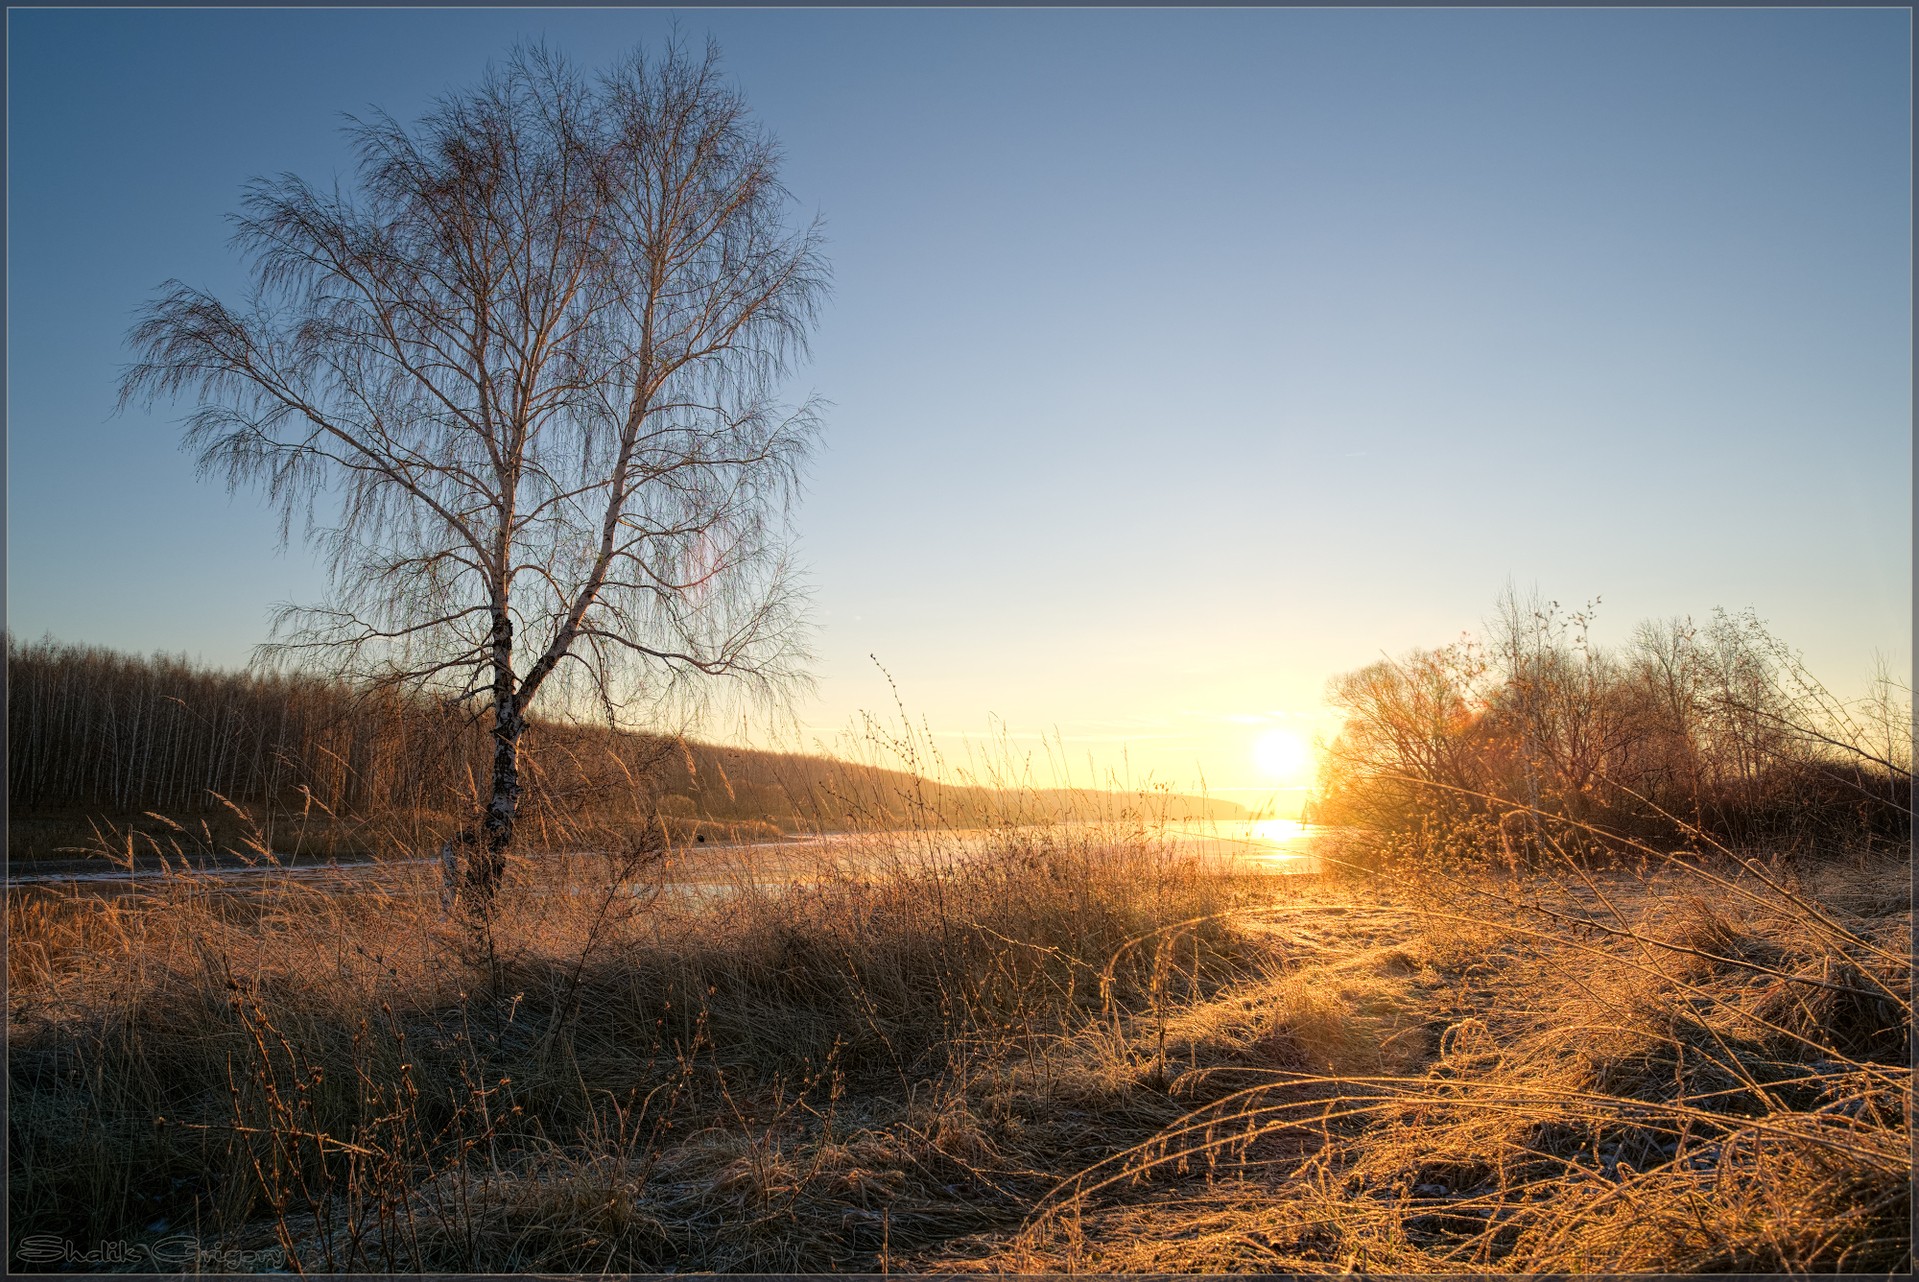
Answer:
[1249, 817, 1309, 843]
[1159, 816, 1324, 873]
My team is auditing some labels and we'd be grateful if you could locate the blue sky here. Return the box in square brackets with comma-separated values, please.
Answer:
[7, 8, 1910, 802]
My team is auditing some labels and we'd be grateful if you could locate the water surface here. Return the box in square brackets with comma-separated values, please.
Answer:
[9, 818, 1331, 897]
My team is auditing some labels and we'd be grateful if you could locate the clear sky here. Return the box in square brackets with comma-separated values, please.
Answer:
[7, 8, 1910, 810]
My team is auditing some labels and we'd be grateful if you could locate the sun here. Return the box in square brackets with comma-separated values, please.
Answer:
[1252, 727, 1311, 782]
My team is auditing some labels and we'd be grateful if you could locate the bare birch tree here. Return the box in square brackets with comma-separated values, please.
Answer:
[120, 41, 828, 909]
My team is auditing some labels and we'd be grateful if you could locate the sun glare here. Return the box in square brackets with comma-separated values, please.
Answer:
[1252, 727, 1311, 781]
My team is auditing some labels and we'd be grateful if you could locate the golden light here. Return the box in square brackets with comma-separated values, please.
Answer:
[1252, 727, 1311, 781]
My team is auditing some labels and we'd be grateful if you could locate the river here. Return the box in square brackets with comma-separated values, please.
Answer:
[7, 818, 1332, 897]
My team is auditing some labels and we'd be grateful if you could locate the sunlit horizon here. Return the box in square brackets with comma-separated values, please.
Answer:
[7, 8, 1907, 819]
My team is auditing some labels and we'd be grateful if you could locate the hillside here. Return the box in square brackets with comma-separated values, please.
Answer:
[6, 636, 1245, 860]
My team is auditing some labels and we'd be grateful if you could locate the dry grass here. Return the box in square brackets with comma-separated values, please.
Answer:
[947, 846, 1910, 1275]
[8, 798, 1269, 1272]
[7, 794, 1909, 1273]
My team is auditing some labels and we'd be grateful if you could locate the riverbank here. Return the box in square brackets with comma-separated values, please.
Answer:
[8, 828, 1907, 1272]
[6, 805, 788, 866]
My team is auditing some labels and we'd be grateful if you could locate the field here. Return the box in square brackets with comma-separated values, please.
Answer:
[8, 615, 1910, 1272]
[8, 810, 1908, 1273]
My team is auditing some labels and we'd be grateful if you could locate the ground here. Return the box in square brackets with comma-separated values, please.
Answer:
[7, 834, 1910, 1273]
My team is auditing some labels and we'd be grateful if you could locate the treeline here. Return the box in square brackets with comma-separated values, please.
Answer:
[8, 638, 463, 817]
[1310, 594, 1911, 855]
[6, 636, 1242, 852]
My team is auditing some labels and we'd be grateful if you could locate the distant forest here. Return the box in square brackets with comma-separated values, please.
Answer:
[6, 636, 1245, 857]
